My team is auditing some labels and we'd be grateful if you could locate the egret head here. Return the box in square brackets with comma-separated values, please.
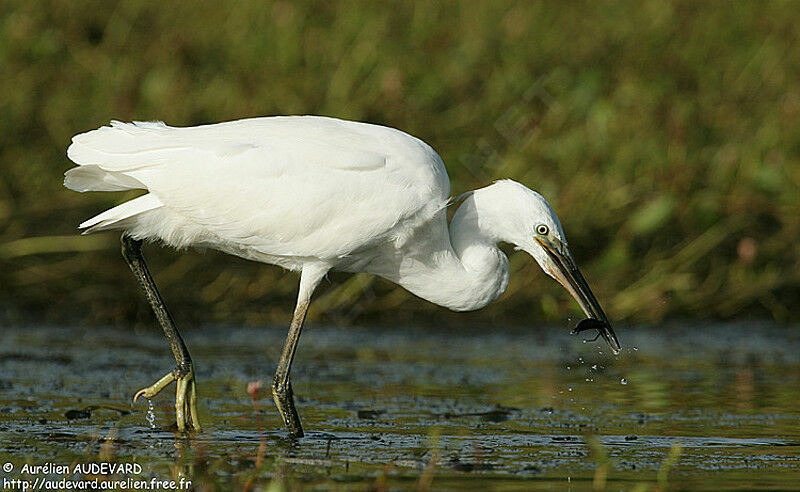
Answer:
[470, 180, 620, 352]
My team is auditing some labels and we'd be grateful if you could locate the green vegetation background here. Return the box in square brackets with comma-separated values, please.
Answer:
[1, 1, 798, 327]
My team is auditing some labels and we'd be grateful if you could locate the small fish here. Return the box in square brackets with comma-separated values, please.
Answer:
[572, 318, 621, 354]
[572, 318, 608, 336]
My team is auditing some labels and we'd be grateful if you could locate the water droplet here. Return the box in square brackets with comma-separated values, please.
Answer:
[591, 364, 598, 370]
[585, 378, 593, 382]
[568, 387, 573, 392]
[620, 378, 628, 385]
[633, 347, 639, 351]
[146, 399, 156, 429]
[578, 357, 584, 363]
[566, 365, 571, 370]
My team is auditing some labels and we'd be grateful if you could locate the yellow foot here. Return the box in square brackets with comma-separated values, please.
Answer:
[133, 367, 201, 432]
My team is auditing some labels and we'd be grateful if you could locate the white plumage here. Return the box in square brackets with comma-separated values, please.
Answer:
[65, 115, 618, 435]
[66, 117, 447, 260]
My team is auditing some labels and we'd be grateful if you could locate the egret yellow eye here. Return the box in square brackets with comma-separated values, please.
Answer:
[536, 224, 549, 235]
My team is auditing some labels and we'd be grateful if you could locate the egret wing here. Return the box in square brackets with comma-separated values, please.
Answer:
[66, 117, 449, 261]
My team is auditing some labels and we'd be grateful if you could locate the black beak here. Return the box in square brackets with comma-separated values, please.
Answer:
[537, 238, 621, 353]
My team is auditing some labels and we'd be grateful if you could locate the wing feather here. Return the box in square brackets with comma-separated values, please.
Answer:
[66, 116, 449, 260]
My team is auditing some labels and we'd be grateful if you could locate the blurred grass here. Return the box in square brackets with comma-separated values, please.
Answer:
[0, 1, 799, 326]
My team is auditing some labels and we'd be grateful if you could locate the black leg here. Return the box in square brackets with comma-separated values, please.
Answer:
[270, 264, 328, 438]
[121, 234, 200, 431]
[272, 299, 310, 438]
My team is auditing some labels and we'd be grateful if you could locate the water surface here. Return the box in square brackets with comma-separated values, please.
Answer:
[0, 322, 798, 490]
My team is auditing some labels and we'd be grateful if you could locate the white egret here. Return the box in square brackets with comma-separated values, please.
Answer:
[64, 115, 619, 436]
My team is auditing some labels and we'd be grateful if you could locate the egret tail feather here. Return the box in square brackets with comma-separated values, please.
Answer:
[64, 165, 146, 192]
[79, 193, 163, 234]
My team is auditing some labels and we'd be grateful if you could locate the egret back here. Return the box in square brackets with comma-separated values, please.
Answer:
[65, 116, 450, 269]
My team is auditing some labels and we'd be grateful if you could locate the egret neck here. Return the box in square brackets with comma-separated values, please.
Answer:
[385, 186, 513, 312]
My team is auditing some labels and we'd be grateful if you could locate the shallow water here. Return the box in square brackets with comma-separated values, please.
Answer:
[0, 322, 798, 490]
